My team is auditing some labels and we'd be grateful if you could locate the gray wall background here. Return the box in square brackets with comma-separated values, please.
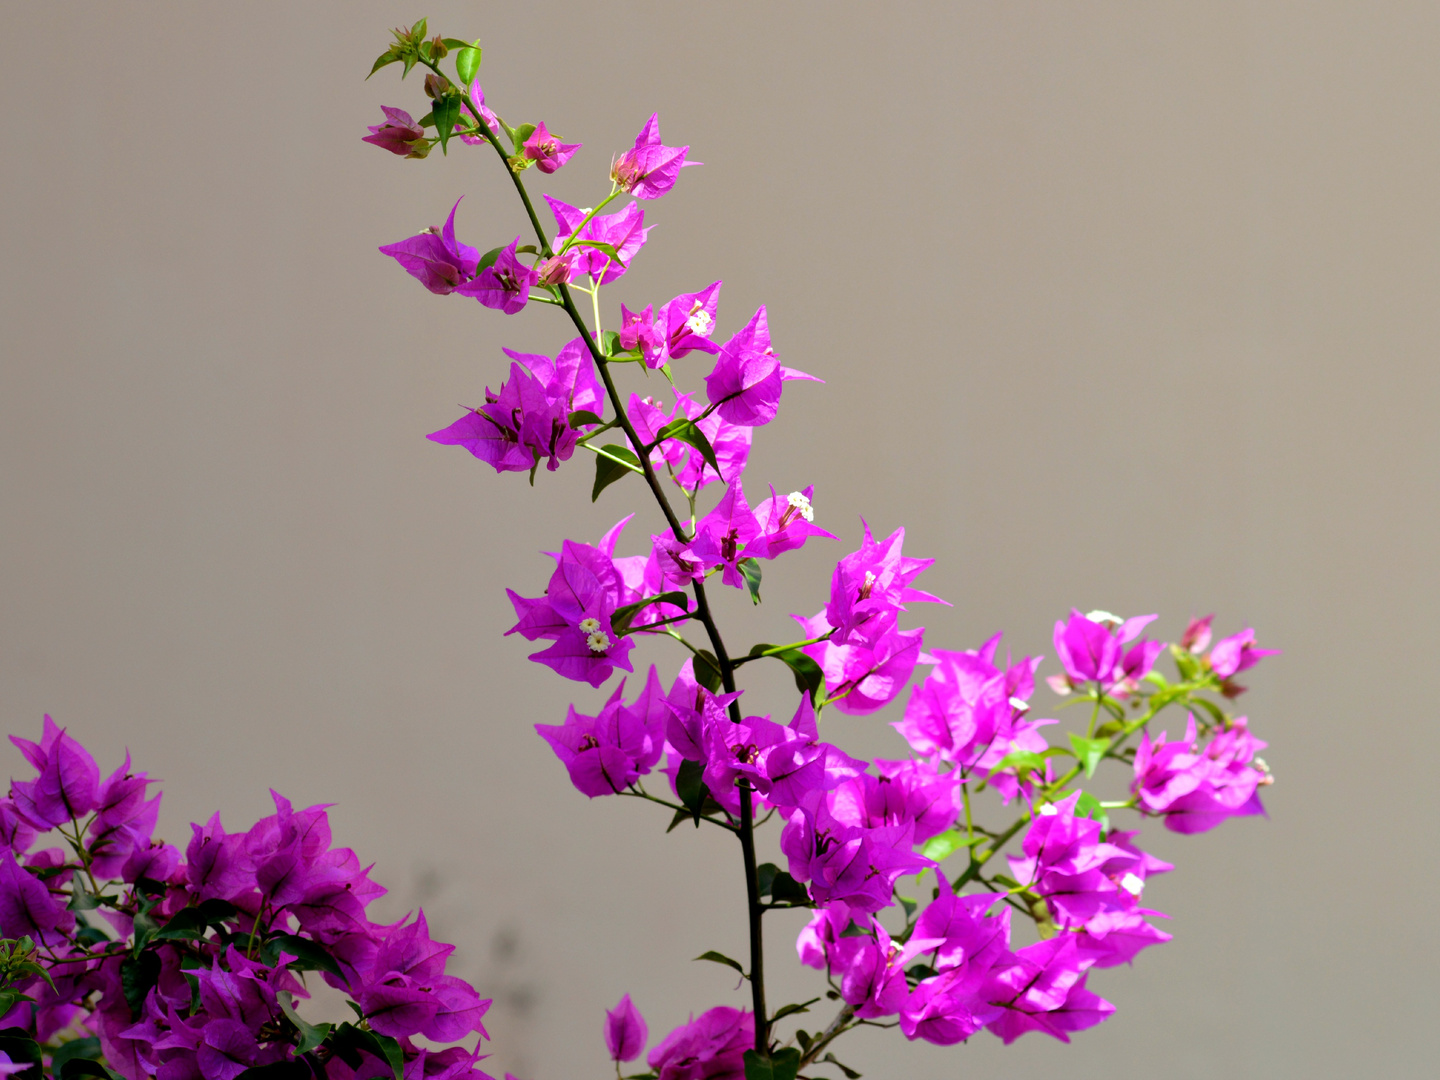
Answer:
[3, 3, 1436, 1077]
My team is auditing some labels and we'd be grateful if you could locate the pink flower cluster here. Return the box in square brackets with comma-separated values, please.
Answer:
[0, 719, 494, 1080]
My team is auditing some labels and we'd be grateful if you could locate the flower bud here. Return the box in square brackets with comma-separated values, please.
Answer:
[535, 252, 575, 287]
[424, 73, 452, 100]
[428, 34, 449, 59]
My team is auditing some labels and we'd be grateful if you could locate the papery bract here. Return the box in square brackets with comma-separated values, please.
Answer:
[379, 198, 480, 294]
[611, 114, 698, 200]
[455, 237, 537, 314]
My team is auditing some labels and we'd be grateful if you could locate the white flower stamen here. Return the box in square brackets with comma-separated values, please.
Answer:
[578, 617, 601, 633]
[786, 491, 814, 522]
[684, 302, 713, 337]
[1120, 872, 1145, 896]
[586, 630, 611, 653]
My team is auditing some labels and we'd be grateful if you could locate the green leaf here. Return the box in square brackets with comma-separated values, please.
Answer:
[67, 887, 106, 912]
[592, 444, 643, 502]
[770, 998, 820, 1023]
[737, 558, 762, 605]
[1067, 733, 1111, 778]
[120, 952, 161, 1019]
[278, 991, 332, 1054]
[920, 828, 983, 863]
[410, 18, 427, 40]
[821, 1052, 862, 1079]
[839, 920, 872, 939]
[60, 1061, 113, 1080]
[601, 330, 624, 357]
[367, 52, 400, 79]
[1074, 791, 1110, 833]
[612, 591, 690, 635]
[48, 1038, 102, 1076]
[75, 925, 110, 948]
[511, 122, 537, 155]
[0, 1031, 40, 1080]
[794, 1030, 813, 1054]
[653, 418, 720, 477]
[769, 871, 810, 906]
[477, 246, 505, 272]
[434, 95, 462, 154]
[993, 749, 1047, 777]
[693, 950, 746, 978]
[569, 239, 627, 268]
[675, 759, 710, 826]
[440, 37, 472, 50]
[692, 650, 724, 693]
[328, 1023, 404, 1080]
[665, 808, 690, 834]
[154, 899, 237, 941]
[743, 1048, 799, 1080]
[568, 410, 605, 429]
[260, 934, 342, 976]
[763, 647, 823, 702]
[454, 46, 482, 85]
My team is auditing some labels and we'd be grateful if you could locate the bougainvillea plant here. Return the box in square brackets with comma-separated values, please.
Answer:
[0, 19, 1278, 1080]
[360, 20, 1277, 1080]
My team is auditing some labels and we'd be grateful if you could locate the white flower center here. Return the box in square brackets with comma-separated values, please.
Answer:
[786, 491, 814, 522]
[1085, 609, 1122, 626]
[685, 303, 714, 337]
[1037, 803, 1058, 816]
[586, 630, 611, 653]
[1120, 872, 1144, 896]
[578, 617, 601, 633]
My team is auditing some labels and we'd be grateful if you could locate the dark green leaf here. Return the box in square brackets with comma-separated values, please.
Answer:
[49, 1037, 102, 1075]
[769, 997, 819, 1023]
[434, 95, 462, 154]
[367, 52, 400, 79]
[154, 902, 231, 941]
[328, 1023, 404, 1080]
[234, 1063, 310, 1080]
[839, 920, 872, 939]
[260, 934, 342, 976]
[654, 418, 720, 478]
[120, 953, 161, 1019]
[737, 558, 762, 605]
[675, 759, 709, 826]
[569, 240, 627, 268]
[454, 46, 482, 86]
[592, 444, 643, 502]
[60, 1061, 112, 1080]
[768, 871, 810, 906]
[821, 1052, 862, 1079]
[693, 951, 746, 978]
[767, 648, 823, 702]
[612, 591, 690, 635]
[756, 862, 778, 897]
[0, 995, 23, 1022]
[794, 1030, 813, 1054]
[665, 808, 690, 834]
[692, 650, 724, 693]
[743, 1048, 799, 1080]
[905, 963, 938, 984]
[477, 246, 505, 272]
[67, 888, 105, 912]
[568, 410, 605, 429]
[896, 894, 918, 920]
[278, 992, 332, 1054]
[0, 1031, 40, 1080]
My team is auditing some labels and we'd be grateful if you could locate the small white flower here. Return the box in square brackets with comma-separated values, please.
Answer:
[1037, 803, 1059, 817]
[578, 617, 601, 633]
[1009, 696, 1031, 713]
[786, 491, 814, 522]
[586, 630, 611, 653]
[684, 303, 714, 337]
[1085, 609, 1122, 626]
[1120, 872, 1145, 896]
